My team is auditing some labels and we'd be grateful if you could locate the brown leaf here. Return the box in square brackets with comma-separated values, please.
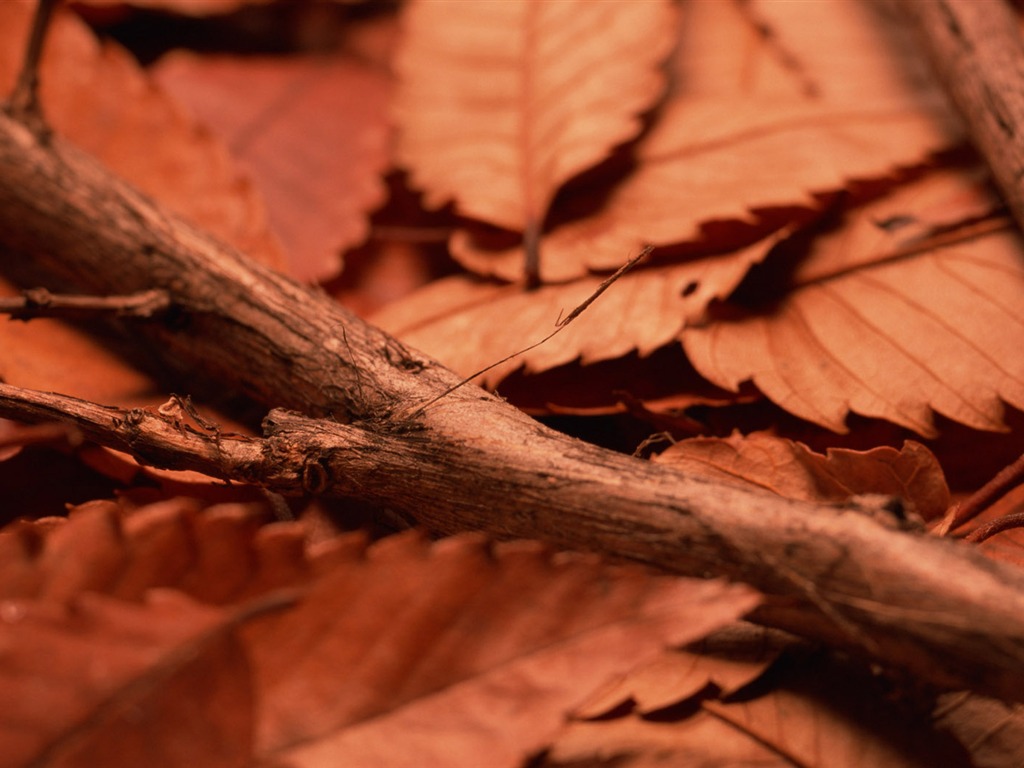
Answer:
[394, 0, 676, 253]
[699, 658, 970, 768]
[544, 714, 791, 768]
[654, 432, 951, 521]
[450, 0, 962, 283]
[0, 507, 758, 764]
[372, 229, 791, 386]
[0, 500, 312, 605]
[0, 1, 285, 270]
[575, 623, 784, 719]
[244, 531, 759, 766]
[544, 643, 973, 768]
[153, 52, 392, 282]
[0, 591, 253, 768]
[682, 167, 1024, 435]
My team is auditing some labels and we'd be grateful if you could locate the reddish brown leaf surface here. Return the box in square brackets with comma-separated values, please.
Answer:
[372, 229, 792, 386]
[683, 167, 1024, 435]
[154, 52, 392, 282]
[247, 532, 758, 767]
[0, 504, 759, 766]
[654, 432, 951, 521]
[394, 0, 676, 271]
[448, 0, 961, 283]
[0, 500, 313, 605]
[544, 633, 973, 768]
[0, 278, 160, 407]
[575, 623, 784, 719]
[0, 592, 253, 768]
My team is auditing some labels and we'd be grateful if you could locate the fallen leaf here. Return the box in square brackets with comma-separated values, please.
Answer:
[450, 0, 962, 283]
[0, 506, 759, 765]
[244, 531, 759, 767]
[394, 0, 676, 279]
[373, 229, 792, 386]
[0, 1, 285, 270]
[654, 432, 950, 521]
[154, 52, 392, 282]
[543, 713, 792, 768]
[700, 653, 971, 768]
[0, 500, 313, 605]
[0, 591, 253, 768]
[544, 642, 973, 768]
[575, 623, 785, 719]
[682, 167, 1024, 435]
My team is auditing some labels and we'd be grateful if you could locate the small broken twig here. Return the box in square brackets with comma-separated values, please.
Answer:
[0, 287, 171, 321]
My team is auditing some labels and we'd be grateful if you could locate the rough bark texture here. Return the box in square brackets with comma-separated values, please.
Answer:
[899, 0, 1024, 233]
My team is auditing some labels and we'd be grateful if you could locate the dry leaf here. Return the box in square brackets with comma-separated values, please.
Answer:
[0, 500, 312, 605]
[654, 432, 950, 521]
[0, 591, 253, 768]
[154, 52, 392, 282]
[372, 229, 791, 386]
[394, 0, 676, 278]
[244, 531, 759, 767]
[0, 1, 285, 270]
[450, 0, 962, 283]
[683, 167, 1024, 435]
[575, 623, 784, 719]
[545, 642, 973, 768]
[0, 506, 759, 766]
[700, 657, 970, 768]
[543, 715, 792, 768]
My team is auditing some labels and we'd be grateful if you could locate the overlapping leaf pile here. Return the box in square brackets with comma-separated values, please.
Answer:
[375, 0, 1024, 439]
[0, 501, 758, 766]
[1, 0, 1024, 765]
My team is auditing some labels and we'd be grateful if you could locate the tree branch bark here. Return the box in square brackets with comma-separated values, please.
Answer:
[1, 66, 1024, 702]
[897, 0, 1024, 234]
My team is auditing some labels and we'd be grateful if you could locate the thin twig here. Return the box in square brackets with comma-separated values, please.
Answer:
[0, 287, 171, 321]
[965, 510, 1024, 544]
[3, 0, 60, 135]
[404, 246, 652, 420]
[936, 451, 1024, 535]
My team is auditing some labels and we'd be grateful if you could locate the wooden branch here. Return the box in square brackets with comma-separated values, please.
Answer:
[3, 112, 1024, 701]
[897, 0, 1024, 234]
